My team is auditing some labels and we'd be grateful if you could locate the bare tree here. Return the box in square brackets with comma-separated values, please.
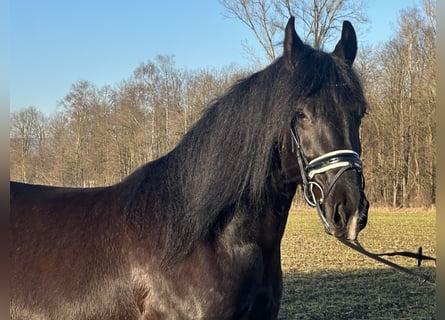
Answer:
[57, 80, 115, 186]
[111, 79, 151, 179]
[219, 0, 368, 64]
[280, 0, 368, 48]
[359, 1, 436, 208]
[10, 106, 48, 183]
[220, 0, 280, 63]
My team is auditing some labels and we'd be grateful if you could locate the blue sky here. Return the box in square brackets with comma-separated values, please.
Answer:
[10, 0, 422, 115]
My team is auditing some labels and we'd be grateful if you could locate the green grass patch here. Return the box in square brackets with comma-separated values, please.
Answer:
[278, 210, 436, 319]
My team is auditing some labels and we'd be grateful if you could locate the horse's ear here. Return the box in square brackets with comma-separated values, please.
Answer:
[283, 16, 304, 70]
[332, 21, 357, 66]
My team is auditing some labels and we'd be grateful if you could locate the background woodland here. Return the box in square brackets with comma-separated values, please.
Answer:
[10, 0, 436, 208]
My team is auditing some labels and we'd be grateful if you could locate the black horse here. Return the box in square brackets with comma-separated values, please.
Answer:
[11, 17, 369, 319]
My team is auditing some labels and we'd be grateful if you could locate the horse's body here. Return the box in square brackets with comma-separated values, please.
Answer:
[11, 17, 369, 319]
[12, 164, 292, 319]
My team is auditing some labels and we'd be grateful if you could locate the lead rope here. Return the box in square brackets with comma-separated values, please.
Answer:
[338, 238, 436, 286]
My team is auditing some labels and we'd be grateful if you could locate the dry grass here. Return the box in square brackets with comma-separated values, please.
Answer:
[278, 210, 436, 319]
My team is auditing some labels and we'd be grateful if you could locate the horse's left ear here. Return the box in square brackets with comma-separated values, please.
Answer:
[332, 21, 357, 66]
[283, 16, 305, 70]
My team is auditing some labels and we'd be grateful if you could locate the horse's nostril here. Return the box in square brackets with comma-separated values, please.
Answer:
[334, 201, 347, 226]
[334, 208, 342, 225]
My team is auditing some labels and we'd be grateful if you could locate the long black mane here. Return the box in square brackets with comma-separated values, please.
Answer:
[121, 43, 366, 261]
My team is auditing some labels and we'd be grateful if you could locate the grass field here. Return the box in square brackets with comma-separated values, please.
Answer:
[278, 210, 436, 319]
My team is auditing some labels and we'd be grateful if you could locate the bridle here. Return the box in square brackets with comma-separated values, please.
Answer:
[289, 128, 364, 232]
[289, 127, 436, 286]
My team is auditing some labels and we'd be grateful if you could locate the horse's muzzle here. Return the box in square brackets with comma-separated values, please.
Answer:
[327, 193, 369, 240]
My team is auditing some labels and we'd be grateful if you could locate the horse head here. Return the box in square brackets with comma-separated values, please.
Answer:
[280, 17, 369, 240]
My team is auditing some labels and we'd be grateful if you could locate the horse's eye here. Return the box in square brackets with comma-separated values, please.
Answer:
[296, 111, 306, 119]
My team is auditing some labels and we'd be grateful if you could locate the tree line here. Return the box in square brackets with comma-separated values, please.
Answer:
[10, 1, 435, 208]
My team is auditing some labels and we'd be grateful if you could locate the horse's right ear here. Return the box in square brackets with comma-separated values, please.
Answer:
[283, 16, 304, 70]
